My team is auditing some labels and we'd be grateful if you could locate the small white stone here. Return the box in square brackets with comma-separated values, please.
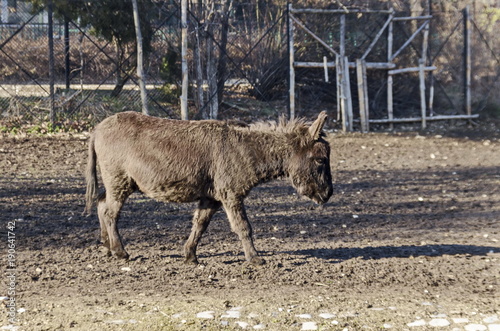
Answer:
[319, 313, 336, 319]
[488, 324, 500, 331]
[301, 321, 318, 330]
[235, 321, 249, 329]
[0, 326, 19, 330]
[16, 308, 26, 314]
[248, 313, 259, 318]
[121, 267, 131, 272]
[484, 316, 500, 324]
[407, 319, 426, 327]
[430, 313, 447, 318]
[105, 320, 126, 324]
[253, 324, 266, 330]
[452, 318, 469, 324]
[429, 319, 450, 327]
[352, 214, 359, 218]
[296, 314, 312, 319]
[196, 311, 215, 319]
[300, 231, 307, 235]
[222, 310, 240, 319]
[464, 324, 487, 331]
[383, 324, 393, 329]
[221, 321, 229, 326]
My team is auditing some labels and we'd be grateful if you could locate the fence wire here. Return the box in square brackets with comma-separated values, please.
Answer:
[0, 1, 499, 130]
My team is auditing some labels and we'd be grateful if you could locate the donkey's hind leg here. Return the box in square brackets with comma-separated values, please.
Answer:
[97, 193, 129, 259]
[97, 192, 111, 255]
[97, 178, 135, 259]
[184, 198, 221, 264]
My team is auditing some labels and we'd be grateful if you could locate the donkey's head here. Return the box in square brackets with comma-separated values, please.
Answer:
[287, 112, 333, 204]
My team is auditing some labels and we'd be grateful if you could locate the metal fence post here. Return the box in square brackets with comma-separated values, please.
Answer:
[464, 5, 472, 121]
[48, 0, 55, 125]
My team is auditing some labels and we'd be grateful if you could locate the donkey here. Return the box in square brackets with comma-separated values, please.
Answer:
[85, 111, 333, 265]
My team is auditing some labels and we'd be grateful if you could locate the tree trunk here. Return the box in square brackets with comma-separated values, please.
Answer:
[111, 40, 126, 97]
[206, 18, 218, 119]
[131, 0, 148, 115]
[216, 0, 233, 109]
[194, 25, 205, 119]
[180, 0, 189, 120]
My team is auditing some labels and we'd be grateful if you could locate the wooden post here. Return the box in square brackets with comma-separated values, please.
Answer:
[419, 59, 426, 129]
[180, 0, 188, 120]
[340, 15, 350, 131]
[427, 0, 434, 117]
[356, 59, 369, 132]
[387, 9, 394, 130]
[132, 0, 149, 115]
[323, 56, 329, 82]
[288, 3, 295, 119]
[335, 54, 341, 123]
[464, 5, 472, 120]
[344, 56, 353, 132]
[340, 14, 345, 59]
[336, 54, 347, 131]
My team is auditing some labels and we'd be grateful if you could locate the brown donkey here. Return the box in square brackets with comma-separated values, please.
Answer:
[85, 111, 333, 265]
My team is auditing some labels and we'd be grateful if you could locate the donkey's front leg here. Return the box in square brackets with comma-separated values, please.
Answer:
[184, 198, 221, 264]
[222, 199, 265, 266]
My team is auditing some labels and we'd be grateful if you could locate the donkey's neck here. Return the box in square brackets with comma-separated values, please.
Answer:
[242, 130, 292, 184]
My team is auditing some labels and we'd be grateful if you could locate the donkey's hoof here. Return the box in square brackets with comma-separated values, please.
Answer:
[184, 256, 199, 265]
[113, 251, 130, 259]
[249, 256, 266, 266]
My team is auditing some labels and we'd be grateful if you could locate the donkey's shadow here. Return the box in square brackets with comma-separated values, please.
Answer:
[286, 244, 499, 263]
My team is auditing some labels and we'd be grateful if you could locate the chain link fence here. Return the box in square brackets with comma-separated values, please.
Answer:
[0, 1, 499, 132]
[290, 4, 500, 128]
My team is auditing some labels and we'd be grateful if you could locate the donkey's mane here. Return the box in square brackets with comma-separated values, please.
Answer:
[244, 116, 309, 135]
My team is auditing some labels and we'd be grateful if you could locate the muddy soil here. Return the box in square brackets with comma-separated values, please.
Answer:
[0, 124, 499, 330]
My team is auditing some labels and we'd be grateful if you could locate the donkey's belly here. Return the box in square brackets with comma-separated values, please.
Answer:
[139, 180, 209, 203]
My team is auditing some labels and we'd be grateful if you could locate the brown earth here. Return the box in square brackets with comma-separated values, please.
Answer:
[0, 123, 499, 330]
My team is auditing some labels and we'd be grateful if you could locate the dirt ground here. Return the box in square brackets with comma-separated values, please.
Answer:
[0, 121, 499, 331]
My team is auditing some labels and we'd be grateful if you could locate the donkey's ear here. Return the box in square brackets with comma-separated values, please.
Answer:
[308, 111, 328, 140]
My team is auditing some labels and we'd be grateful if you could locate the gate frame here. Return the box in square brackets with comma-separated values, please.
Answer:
[287, 3, 479, 131]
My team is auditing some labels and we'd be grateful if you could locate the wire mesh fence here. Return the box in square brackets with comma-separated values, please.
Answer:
[289, 2, 500, 130]
[0, 1, 499, 132]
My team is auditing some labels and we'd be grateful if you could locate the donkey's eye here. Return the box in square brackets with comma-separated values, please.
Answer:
[314, 158, 326, 165]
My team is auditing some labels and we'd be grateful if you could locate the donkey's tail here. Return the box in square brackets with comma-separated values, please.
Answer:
[84, 133, 98, 215]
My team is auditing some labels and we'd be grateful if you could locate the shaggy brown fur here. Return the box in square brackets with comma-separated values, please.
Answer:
[85, 111, 333, 265]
